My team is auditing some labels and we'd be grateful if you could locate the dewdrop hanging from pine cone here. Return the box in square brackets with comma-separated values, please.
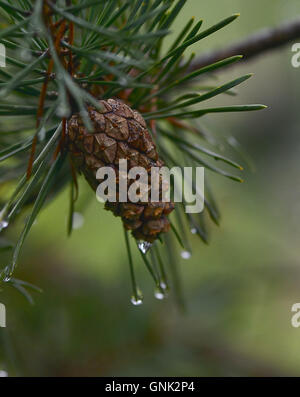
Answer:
[67, 98, 174, 243]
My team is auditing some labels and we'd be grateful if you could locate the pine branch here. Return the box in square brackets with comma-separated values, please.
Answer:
[187, 18, 300, 72]
[0, 0, 266, 301]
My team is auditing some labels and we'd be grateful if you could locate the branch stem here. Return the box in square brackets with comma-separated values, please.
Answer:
[187, 18, 300, 72]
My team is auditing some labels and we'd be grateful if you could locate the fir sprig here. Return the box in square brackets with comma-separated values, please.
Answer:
[0, 0, 265, 303]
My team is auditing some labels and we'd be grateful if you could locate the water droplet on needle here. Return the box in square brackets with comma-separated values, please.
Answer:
[2, 267, 12, 282]
[0, 219, 9, 232]
[181, 250, 191, 260]
[72, 212, 84, 230]
[130, 288, 143, 306]
[160, 281, 168, 290]
[138, 241, 152, 254]
[154, 287, 166, 300]
[131, 296, 143, 306]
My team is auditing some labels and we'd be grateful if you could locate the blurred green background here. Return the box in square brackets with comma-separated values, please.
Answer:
[1, 0, 300, 376]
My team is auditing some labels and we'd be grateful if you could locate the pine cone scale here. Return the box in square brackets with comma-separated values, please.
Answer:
[67, 99, 174, 243]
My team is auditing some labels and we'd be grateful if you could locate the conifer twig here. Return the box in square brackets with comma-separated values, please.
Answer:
[187, 18, 300, 72]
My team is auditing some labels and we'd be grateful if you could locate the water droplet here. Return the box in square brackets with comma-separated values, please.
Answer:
[130, 288, 143, 306]
[160, 281, 168, 290]
[154, 287, 165, 300]
[131, 296, 143, 306]
[181, 250, 191, 260]
[1, 265, 12, 282]
[38, 127, 46, 141]
[56, 105, 71, 118]
[72, 212, 84, 230]
[2, 271, 12, 282]
[191, 227, 197, 234]
[119, 77, 128, 87]
[0, 220, 9, 232]
[138, 241, 152, 254]
[20, 49, 32, 62]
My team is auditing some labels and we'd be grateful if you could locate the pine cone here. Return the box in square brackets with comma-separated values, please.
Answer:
[67, 98, 174, 243]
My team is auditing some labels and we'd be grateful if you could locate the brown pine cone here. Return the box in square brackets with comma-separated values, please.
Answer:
[67, 98, 174, 243]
